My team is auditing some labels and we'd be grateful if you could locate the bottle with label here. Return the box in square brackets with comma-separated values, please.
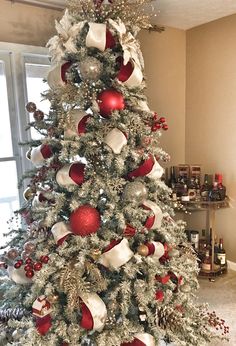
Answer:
[216, 238, 226, 267]
[215, 174, 226, 201]
[188, 178, 197, 201]
[190, 230, 199, 250]
[201, 250, 212, 271]
[200, 174, 211, 201]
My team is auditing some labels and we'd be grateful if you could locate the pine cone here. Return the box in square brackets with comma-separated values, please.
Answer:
[157, 307, 182, 332]
[0, 307, 30, 322]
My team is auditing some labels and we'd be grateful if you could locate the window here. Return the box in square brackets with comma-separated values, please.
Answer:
[0, 43, 50, 245]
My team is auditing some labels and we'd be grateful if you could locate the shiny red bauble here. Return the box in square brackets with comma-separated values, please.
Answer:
[40, 255, 50, 264]
[162, 124, 168, 131]
[25, 257, 33, 265]
[14, 261, 23, 269]
[117, 57, 134, 83]
[69, 162, 85, 185]
[34, 262, 43, 271]
[97, 89, 125, 118]
[69, 204, 101, 236]
[25, 270, 34, 278]
[24, 264, 33, 271]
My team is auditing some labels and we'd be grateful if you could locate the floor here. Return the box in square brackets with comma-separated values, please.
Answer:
[198, 270, 236, 346]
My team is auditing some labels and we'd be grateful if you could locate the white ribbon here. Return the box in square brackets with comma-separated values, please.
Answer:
[104, 128, 127, 154]
[64, 109, 88, 138]
[146, 157, 164, 180]
[99, 238, 134, 269]
[47, 63, 68, 89]
[86, 23, 107, 51]
[109, 18, 144, 69]
[80, 293, 107, 332]
[122, 60, 143, 88]
[30, 145, 45, 167]
[51, 222, 72, 245]
[135, 333, 156, 346]
[143, 200, 163, 229]
[56, 163, 77, 186]
[152, 241, 165, 259]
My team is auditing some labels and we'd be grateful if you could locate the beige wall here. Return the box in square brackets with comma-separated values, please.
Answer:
[139, 28, 186, 166]
[186, 14, 236, 262]
[0, 0, 62, 46]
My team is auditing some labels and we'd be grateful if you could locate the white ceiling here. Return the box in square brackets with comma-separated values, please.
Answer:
[152, 0, 236, 30]
[18, 0, 236, 30]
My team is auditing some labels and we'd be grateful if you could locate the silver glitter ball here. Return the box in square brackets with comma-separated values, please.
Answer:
[78, 57, 102, 81]
[123, 181, 147, 204]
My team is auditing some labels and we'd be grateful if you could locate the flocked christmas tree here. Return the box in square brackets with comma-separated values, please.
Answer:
[0, 0, 229, 345]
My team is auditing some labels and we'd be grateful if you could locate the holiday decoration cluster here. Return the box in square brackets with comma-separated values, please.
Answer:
[0, 0, 229, 345]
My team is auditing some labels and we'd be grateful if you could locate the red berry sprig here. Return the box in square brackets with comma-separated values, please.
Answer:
[207, 311, 230, 336]
[13, 255, 49, 278]
[151, 112, 168, 132]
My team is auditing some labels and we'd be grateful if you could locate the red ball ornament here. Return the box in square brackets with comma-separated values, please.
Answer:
[117, 57, 133, 83]
[97, 89, 125, 118]
[105, 29, 116, 49]
[33, 110, 44, 121]
[151, 123, 161, 132]
[25, 257, 32, 265]
[34, 262, 43, 271]
[14, 261, 22, 269]
[25, 270, 34, 278]
[162, 124, 168, 131]
[159, 117, 166, 123]
[70, 205, 101, 236]
[40, 255, 50, 264]
[24, 264, 33, 271]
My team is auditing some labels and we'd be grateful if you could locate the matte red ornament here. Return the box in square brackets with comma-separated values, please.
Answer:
[40, 144, 53, 159]
[69, 205, 101, 236]
[127, 155, 154, 179]
[25, 270, 34, 278]
[105, 29, 116, 49]
[155, 290, 164, 302]
[36, 315, 52, 335]
[117, 57, 134, 82]
[40, 255, 50, 264]
[121, 339, 146, 346]
[34, 262, 43, 271]
[97, 89, 125, 118]
[69, 163, 85, 185]
[80, 301, 94, 330]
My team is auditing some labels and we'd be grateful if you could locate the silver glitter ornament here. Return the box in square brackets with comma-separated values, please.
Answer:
[78, 57, 102, 81]
[123, 181, 147, 204]
[12, 329, 23, 340]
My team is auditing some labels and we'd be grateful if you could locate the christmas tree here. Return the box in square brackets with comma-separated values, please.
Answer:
[0, 0, 229, 345]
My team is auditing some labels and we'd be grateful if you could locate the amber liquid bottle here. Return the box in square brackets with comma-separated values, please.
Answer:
[201, 250, 211, 271]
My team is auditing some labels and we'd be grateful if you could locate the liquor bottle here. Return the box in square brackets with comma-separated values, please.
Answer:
[216, 238, 226, 267]
[201, 250, 211, 271]
[200, 174, 211, 201]
[209, 182, 221, 201]
[215, 174, 226, 201]
[188, 178, 197, 201]
[195, 178, 201, 201]
[168, 166, 176, 189]
[181, 184, 190, 202]
[213, 235, 220, 265]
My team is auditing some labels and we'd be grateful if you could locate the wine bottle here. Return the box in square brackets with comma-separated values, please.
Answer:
[215, 174, 226, 201]
[209, 182, 221, 201]
[200, 174, 211, 201]
[216, 238, 226, 267]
